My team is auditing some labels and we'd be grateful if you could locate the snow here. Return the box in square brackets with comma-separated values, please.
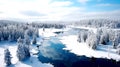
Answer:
[39, 28, 63, 37]
[0, 41, 53, 67]
[38, 28, 70, 38]
[15, 56, 53, 67]
[9, 46, 18, 64]
[0, 41, 17, 67]
[69, 25, 97, 33]
[60, 35, 120, 61]
[0, 48, 4, 67]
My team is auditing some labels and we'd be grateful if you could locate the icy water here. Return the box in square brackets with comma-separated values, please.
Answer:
[38, 36, 120, 67]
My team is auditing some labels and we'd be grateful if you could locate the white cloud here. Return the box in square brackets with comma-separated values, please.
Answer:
[0, 0, 85, 21]
[50, 1, 72, 7]
[77, 0, 90, 4]
[0, 0, 119, 21]
[60, 10, 120, 21]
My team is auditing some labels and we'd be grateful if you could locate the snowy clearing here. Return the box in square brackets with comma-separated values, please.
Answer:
[60, 35, 120, 61]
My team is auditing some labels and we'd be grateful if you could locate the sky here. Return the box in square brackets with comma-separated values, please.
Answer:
[0, 0, 120, 21]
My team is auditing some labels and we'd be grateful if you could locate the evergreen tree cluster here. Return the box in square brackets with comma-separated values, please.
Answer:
[0, 20, 39, 42]
[77, 28, 120, 51]
[31, 22, 66, 29]
[17, 34, 31, 61]
[75, 19, 120, 28]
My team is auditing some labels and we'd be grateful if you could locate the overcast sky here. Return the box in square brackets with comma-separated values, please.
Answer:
[0, 0, 120, 21]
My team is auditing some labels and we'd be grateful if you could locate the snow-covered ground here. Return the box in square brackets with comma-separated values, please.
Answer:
[39, 28, 57, 37]
[39, 28, 65, 37]
[0, 41, 53, 67]
[68, 25, 97, 33]
[60, 35, 120, 61]
[14, 56, 53, 67]
[0, 42, 17, 67]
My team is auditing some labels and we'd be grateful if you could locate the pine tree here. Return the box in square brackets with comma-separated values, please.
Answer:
[32, 34, 37, 44]
[17, 37, 24, 44]
[35, 28, 39, 37]
[17, 43, 30, 61]
[77, 33, 81, 42]
[4, 49, 12, 66]
[17, 37, 30, 61]
[8, 35, 12, 42]
[77, 31, 88, 43]
[100, 33, 109, 45]
[87, 32, 98, 50]
[24, 32, 31, 46]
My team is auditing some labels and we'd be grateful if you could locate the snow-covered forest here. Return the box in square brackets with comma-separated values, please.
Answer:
[0, 18, 120, 67]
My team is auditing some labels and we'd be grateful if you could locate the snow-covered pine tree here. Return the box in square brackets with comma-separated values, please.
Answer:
[17, 43, 25, 61]
[4, 49, 12, 66]
[99, 29, 109, 45]
[17, 37, 24, 44]
[34, 28, 39, 37]
[23, 30, 31, 59]
[109, 30, 120, 49]
[32, 34, 37, 44]
[113, 31, 120, 49]
[8, 35, 12, 42]
[86, 32, 99, 50]
[17, 37, 30, 61]
[81, 31, 88, 42]
[77, 31, 88, 43]
[17, 43, 30, 61]
[77, 33, 81, 42]
[24, 31, 31, 46]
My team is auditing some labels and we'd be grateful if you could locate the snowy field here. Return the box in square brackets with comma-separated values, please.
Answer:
[60, 35, 120, 61]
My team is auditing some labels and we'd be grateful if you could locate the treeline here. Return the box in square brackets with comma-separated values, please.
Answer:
[75, 19, 120, 28]
[0, 20, 39, 42]
[31, 22, 66, 29]
[77, 28, 120, 54]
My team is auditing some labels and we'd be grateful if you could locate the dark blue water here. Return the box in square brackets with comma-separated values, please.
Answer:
[54, 31, 63, 34]
[38, 37, 120, 67]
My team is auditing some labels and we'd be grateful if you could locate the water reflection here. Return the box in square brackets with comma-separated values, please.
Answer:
[38, 37, 120, 67]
